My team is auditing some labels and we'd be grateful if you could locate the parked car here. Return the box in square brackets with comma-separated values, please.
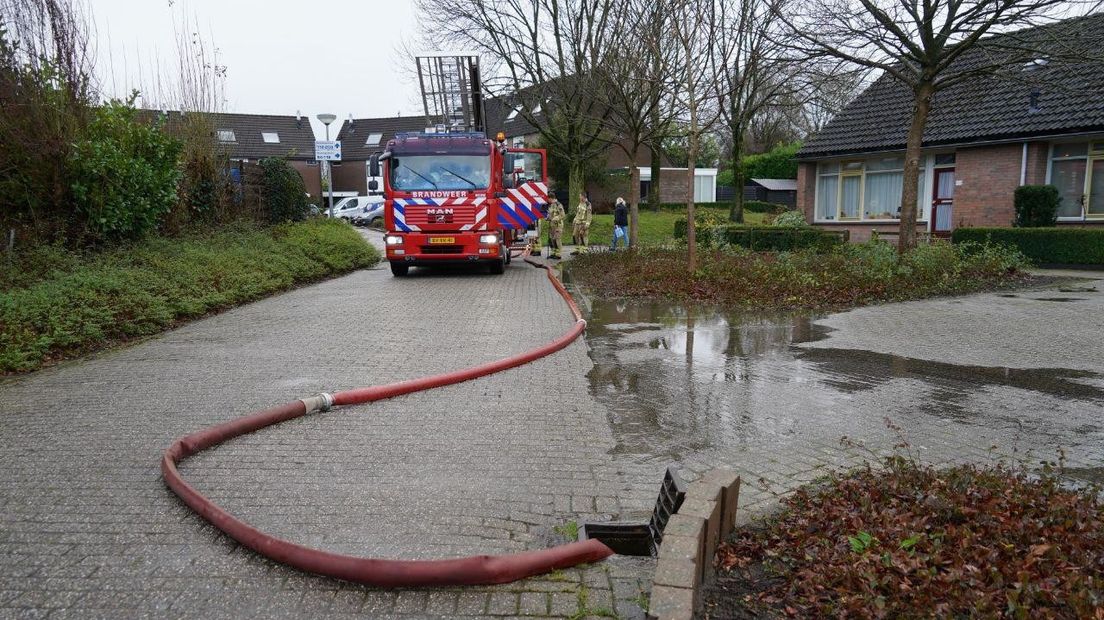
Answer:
[328, 196, 368, 221]
[353, 198, 385, 227]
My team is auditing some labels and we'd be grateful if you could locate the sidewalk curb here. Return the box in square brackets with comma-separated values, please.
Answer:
[647, 468, 741, 620]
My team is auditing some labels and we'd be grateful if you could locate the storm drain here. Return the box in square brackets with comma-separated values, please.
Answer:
[580, 466, 687, 557]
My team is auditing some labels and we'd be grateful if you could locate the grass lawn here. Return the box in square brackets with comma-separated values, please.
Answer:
[0, 219, 380, 373]
[543, 206, 768, 247]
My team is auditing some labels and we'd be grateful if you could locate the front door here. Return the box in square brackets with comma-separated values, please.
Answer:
[931, 168, 955, 234]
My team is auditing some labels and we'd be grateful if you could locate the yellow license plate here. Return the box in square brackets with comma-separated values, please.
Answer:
[428, 237, 455, 244]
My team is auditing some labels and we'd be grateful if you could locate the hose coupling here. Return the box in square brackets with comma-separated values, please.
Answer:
[300, 392, 335, 414]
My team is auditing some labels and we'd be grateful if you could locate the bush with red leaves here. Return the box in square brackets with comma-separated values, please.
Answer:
[712, 458, 1104, 619]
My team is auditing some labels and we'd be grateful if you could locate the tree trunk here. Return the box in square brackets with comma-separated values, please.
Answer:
[649, 143, 662, 211]
[687, 140, 698, 272]
[729, 128, 745, 223]
[628, 152, 640, 248]
[568, 159, 584, 219]
[898, 81, 934, 254]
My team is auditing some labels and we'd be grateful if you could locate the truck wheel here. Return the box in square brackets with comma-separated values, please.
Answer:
[390, 262, 409, 277]
[489, 255, 505, 275]
[504, 244, 512, 264]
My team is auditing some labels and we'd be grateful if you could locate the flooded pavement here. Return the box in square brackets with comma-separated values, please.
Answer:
[576, 290, 1104, 514]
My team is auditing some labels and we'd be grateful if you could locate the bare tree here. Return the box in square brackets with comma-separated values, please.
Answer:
[717, 0, 808, 223]
[591, 0, 681, 246]
[779, 0, 1095, 252]
[416, 0, 620, 204]
[669, 0, 727, 271]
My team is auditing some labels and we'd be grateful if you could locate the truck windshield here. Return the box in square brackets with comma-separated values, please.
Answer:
[390, 155, 490, 191]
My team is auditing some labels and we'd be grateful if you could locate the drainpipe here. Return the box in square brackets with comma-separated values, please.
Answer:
[1020, 142, 1028, 186]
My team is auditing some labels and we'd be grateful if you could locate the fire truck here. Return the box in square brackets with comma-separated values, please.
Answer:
[369, 54, 549, 277]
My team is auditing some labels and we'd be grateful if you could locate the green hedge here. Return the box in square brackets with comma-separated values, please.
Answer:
[0, 219, 380, 372]
[658, 200, 789, 214]
[674, 221, 848, 252]
[952, 227, 1104, 265]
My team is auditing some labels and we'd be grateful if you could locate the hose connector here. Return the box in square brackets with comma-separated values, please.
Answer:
[300, 392, 334, 414]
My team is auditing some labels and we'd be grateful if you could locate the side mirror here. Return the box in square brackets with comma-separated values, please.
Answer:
[368, 179, 378, 191]
[369, 153, 380, 178]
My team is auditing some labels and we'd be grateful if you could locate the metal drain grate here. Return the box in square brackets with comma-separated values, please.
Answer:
[580, 466, 687, 557]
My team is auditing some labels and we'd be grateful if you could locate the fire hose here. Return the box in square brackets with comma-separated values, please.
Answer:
[160, 252, 613, 587]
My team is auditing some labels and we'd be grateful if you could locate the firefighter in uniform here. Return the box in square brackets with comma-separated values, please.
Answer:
[545, 196, 566, 259]
[571, 192, 593, 255]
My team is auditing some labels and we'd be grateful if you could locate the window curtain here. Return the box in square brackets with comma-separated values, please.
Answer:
[841, 176, 860, 219]
[863, 171, 903, 219]
[817, 175, 837, 220]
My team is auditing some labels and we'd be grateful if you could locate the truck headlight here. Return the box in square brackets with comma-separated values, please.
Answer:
[479, 234, 499, 244]
[385, 235, 403, 245]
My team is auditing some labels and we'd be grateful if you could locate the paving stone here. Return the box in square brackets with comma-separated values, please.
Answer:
[517, 591, 548, 615]
[487, 592, 520, 616]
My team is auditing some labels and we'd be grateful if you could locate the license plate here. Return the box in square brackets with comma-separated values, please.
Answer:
[428, 237, 455, 244]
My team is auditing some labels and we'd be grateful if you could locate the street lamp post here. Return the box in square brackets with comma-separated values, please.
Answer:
[317, 113, 338, 219]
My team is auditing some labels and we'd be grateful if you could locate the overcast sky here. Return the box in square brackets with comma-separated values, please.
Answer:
[92, 0, 425, 139]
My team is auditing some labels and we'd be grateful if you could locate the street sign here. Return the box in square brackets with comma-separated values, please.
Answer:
[315, 140, 342, 161]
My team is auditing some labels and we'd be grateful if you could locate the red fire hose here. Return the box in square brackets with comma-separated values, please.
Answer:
[161, 253, 612, 587]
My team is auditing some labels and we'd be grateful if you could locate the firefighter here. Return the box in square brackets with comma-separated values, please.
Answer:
[545, 196, 566, 259]
[571, 192, 593, 255]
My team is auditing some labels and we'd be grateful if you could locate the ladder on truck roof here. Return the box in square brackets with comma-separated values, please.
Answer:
[414, 53, 485, 134]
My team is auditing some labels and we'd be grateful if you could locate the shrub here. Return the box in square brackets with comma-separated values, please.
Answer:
[772, 210, 809, 227]
[742, 142, 801, 181]
[68, 100, 183, 242]
[568, 240, 1027, 310]
[714, 457, 1104, 618]
[259, 157, 311, 223]
[1014, 185, 1060, 227]
[674, 220, 846, 252]
[658, 200, 788, 214]
[0, 219, 379, 372]
[952, 227, 1104, 266]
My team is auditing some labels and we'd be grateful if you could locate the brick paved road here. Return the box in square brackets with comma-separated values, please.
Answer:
[6, 232, 1100, 619]
[0, 231, 658, 619]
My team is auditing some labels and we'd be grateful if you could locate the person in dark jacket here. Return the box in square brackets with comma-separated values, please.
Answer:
[611, 197, 629, 250]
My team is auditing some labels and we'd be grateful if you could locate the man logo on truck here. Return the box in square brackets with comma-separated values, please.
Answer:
[427, 207, 454, 223]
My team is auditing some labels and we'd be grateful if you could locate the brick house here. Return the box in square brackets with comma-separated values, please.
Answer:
[796, 13, 1104, 242]
[332, 115, 428, 195]
[145, 110, 323, 199]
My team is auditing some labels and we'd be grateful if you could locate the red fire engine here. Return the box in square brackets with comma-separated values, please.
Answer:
[370, 133, 548, 276]
[368, 54, 549, 277]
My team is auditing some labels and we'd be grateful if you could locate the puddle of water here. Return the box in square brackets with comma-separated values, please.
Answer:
[581, 297, 1104, 463]
[1032, 297, 1085, 302]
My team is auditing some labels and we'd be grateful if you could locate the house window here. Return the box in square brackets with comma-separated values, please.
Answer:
[816, 157, 926, 222]
[365, 132, 383, 146]
[507, 106, 521, 121]
[1049, 141, 1104, 220]
[862, 157, 904, 219]
[217, 130, 236, 142]
[261, 132, 280, 143]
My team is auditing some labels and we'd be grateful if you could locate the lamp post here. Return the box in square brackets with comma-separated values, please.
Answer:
[317, 113, 337, 218]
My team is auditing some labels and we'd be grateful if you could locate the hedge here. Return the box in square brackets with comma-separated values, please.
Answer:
[0, 219, 380, 372]
[657, 200, 789, 214]
[952, 227, 1104, 266]
[674, 221, 849, 252]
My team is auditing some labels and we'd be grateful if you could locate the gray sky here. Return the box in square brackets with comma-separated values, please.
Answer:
[92, 0, 425, 139]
